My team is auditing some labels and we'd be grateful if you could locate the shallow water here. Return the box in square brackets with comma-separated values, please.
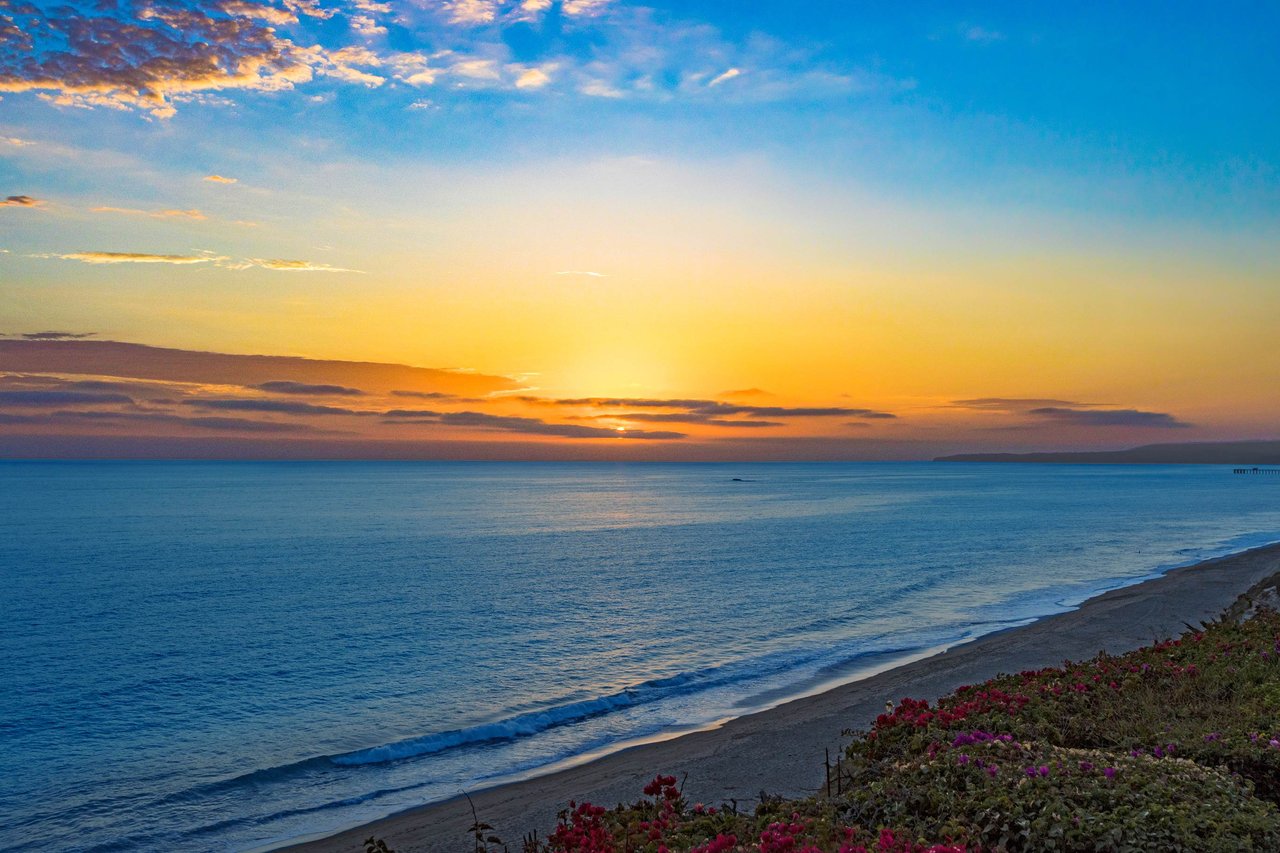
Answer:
[2, 461, 1278, 851]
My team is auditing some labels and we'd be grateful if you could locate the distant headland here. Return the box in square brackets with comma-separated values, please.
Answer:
[936, 440, 1280, 464]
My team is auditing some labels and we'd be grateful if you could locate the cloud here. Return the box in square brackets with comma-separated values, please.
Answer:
[949, 397, 1189, 429]
[391, 390, 473, 401]
[1, 136, 33, 146]
[562, 0, 612, 16]
[91, 206, 207, 220]
[580, 80, 624, 98]
[960, 24, 1004, 43]
[707, 68, 742, 87]
[1027, 407, 1191, 429]
[0, 0, 384, 117]
[555, 270, 606, 277]
[38, 251, 357, 271]
[236, 258, 364, 272]
[950, 398, 1097, 411]
[11, 331, 97, 340]
[183, 398, 365, 416]
[2, 0, 905, 116]
[585, 412, 784, 428]
[0, 339, 522, 398]
[0, 390, 134, 407]
[514, 66, 554, 89]
[252, 380, 365, 396]
[0, 409, 325, 433]
[386, 409, 685, 440]
[203, 174, 238, 184]
[0, 374, 160, 395]
[45, 251, 226, 265]
[1, 195, 41, 207]
[442, 0, 500, 25]
[546, 397, 897, 419]
[177, 415, 323, 432]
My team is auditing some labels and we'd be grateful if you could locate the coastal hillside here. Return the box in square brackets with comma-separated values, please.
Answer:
[936, 441, 1280, 465]
[422, 575, 1280, 852]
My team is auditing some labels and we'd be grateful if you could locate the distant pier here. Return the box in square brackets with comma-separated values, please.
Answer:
[1233, 467, 1280, 474]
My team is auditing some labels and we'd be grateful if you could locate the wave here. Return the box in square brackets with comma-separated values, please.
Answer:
[181, 633, 939, 814]
[329, 647, 839, 767]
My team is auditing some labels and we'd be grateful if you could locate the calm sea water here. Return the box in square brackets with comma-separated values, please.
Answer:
[2, 461, 1279, 851]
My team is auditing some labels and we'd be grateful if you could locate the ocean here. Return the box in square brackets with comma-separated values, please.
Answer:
[2, 461, 1278, 852]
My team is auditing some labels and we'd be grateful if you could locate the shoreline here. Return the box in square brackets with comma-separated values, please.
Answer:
[283, 540, 1280, 853]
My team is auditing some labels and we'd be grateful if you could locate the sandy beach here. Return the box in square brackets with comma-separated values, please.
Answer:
[282, 541, 1280, 853]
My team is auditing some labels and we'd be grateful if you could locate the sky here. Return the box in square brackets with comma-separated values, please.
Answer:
[0, 0, 1277, 459]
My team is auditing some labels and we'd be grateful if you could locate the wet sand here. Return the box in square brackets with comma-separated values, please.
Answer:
[284, 542, 1280, 853]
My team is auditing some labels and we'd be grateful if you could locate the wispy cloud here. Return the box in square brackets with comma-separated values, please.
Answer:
[583, 412, 783, 428]
[391, 390, 478, 402]
[708, 68, 742, 87]
[1, 136, 33, 147]
[183, 398, 366, 416]
[236, 258, 364, 273]
[562, 0, 613, 16]
[950, 398, 1098, 411]
[91, 206, 207, 220]
[37, 251, 360, 272]
[251, 380, 365, 396]
[951, 398, 1190, 429]
[0, 389, 134, 407]
[580, 80, 625, 98]
[0, 409, 329, 434]
[555, 270, 607, 277]
[1028, 407, 1191, 429]
[545, 396, 897, 419]
[203, 174, 238, 184]
[5, 331, 97, 341]
[960, 23, 1005, 44]
[1, 195, 42, 207]
[386, 410, 685, 440]
[45, 251, 226, 265]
